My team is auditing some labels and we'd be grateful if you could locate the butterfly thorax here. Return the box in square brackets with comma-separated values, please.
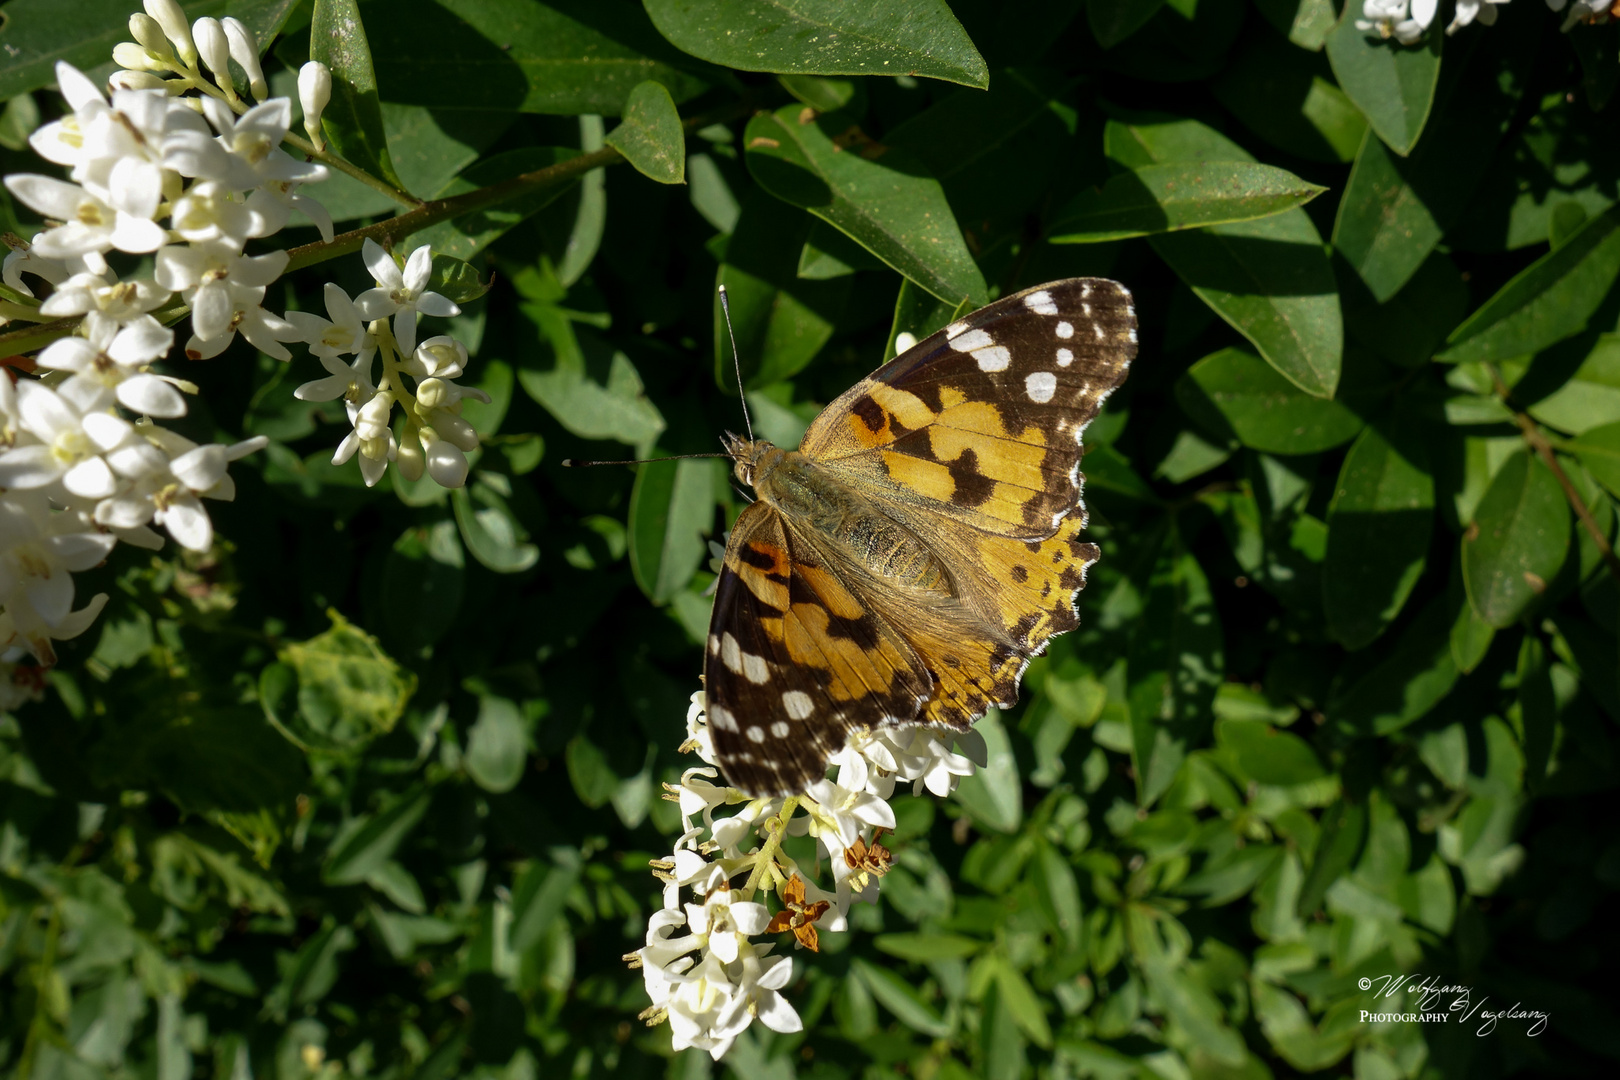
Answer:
[728, 435, 951, 596]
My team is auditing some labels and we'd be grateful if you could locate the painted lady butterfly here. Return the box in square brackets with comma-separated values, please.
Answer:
[705, 278, 1137, 796]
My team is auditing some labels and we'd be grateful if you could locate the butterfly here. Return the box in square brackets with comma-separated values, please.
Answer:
[704, 278, 1137, 797]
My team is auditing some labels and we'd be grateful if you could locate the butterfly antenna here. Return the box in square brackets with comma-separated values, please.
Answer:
[562, 452, 729, 467]
[718, 284, 753, 441]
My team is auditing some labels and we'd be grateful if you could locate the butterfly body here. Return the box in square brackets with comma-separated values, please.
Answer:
[705, 278, 1137, 797]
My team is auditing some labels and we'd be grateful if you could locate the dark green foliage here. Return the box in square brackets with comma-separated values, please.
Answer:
[1, 2, 1618, 1078]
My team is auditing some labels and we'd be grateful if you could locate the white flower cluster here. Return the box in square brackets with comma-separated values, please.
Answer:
[1359, 0, 1613, 40]
[0, 0, 340, 666]
[629, 691, 984, 1059]
[290, 239, 478, 489]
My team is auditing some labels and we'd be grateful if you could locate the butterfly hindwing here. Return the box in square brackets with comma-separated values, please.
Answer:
[801, 278, 1136, 539]
[705, 501, 933, 797]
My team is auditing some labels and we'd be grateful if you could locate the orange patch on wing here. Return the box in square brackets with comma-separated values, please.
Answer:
[974, 513, 1097, 649]
[879, 450, 958, 502]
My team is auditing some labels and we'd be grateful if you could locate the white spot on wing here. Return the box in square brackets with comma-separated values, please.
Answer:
[1082, 303, 1092, 316]
[1081, 284, 1093, 299]
[894, 331, 917, 354]
[947, 324, 985, 348]
[747, 725, 766, 743]
[1056, 321, 1074, 339]
[770, 721, 790, 738]
[1024, 290, 1058, 315]
[721, 633, 742, 674]
[1128, 327, 1138, 343]
[708, 635, 720, 655]
[1025, 371, 1057, 403]
[782, 690, 813, 720]
[1057, 347, 1073, 367]
[974, 346, 1011, 372]
[1093, 324, 1105, 340]
[742, 652, 769, 684]
[711, 705, 739, 732]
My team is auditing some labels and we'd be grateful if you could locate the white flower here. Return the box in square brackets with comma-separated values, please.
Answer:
[298, 62, 332, 151]
[3, 241, 72, 299]
[0, 381, 120, 498]
[246, 177, 334, 242]
[155, 241, 297, 360]
[1550, 0, 1610, 30]
[1358, 0, 1438, 41]
[38, 269, 170, 321]
[295, 350, 376, 405]
[724, 953, 802, 1035]
[1448, 0, 1511, 31]
[287, 283, 374, 361]
[665, 951, 749, 1059]
[354, 239, 460, 354]
[197, 97, 325, 193]
[170, 180, 265, 244]
[404, 335, 469, 380]
[0, 490, 116, 665]
[4, 174, 164, 258]
[93, 427, 265, 551]
[34, 313, 185, 418]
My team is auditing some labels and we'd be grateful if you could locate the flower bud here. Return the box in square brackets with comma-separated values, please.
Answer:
[192, 18, 234, 99]
[396, 433, 425, 481]
[423, 434, 469, 488]
[437, 412, 480, 453]
[144, 0, 195, 66]
[221, 18, 267, 101]
[416, 377, 449, 409]
[299, 62, 332, 152]
[109, 70, 170, 92]
[360, 434, 391, 461]
[113, 42, 169, 74]
[128, 14, 173, 58]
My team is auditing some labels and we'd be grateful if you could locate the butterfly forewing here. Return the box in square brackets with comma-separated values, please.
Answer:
[802, 279, 1136, 539]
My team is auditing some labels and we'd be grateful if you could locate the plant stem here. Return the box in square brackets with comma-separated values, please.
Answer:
[1490, 365, 1620, 587]
[740, 796, 797, 902]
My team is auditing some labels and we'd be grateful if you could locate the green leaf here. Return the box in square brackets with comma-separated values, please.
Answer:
[1340, 251, 1470, 367]
[715, 190, 847, 388]
[953, 712, 1022, 833]
[509, 855, 582, 953]
[990, 957, 1053, 1050]
[644, 0, 988, 89]
[1438, 205, 1620, 364]
[1088, 0, 1166, 49]
[1297, 799, 1366, 916]
[1461, 450, 1571, 627]
[744, 106, 987, 306]
[1212, 29, 1367, 163]
[1129, 537, 1224, 806]
[852, 958, 952, 1037]
[426, 254, 492, 306]
[1031, 840, 1084, 949]
[310, 0, 405, 191]
[604, 80, 685, 184]
[1216, 720, 1326, 786]
[1323, 424, 1435, 649]
[365, 0, 708, 114]
[778, 73, 867, 114]
[276, 612, 418, 751]
[452, 477, 541, 574]
[1567, 420, 1620, 498]
[0, 90, 39, 151]
[380, 521, 465, 653]
[1049, 162, 1324, 243]
[1527, 334, 1620, 436]
[517, 303, 665, 450]
[884, 279, 972, 362]
[1327, 596, 1458, 736]
[873, 932, 983, 962]
[323, 789, 431, 885]
[1139, 955, 1247, 1066]
[409, 147, 587, 261]
[1324, 7, 1442, 156]
[465, 696, 529, 793]
[1175, 347, 1363, 455]
[1255, 0, 1339, 50]
[1107, 116, 1343, 397]
[627, 457, 720, 604]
